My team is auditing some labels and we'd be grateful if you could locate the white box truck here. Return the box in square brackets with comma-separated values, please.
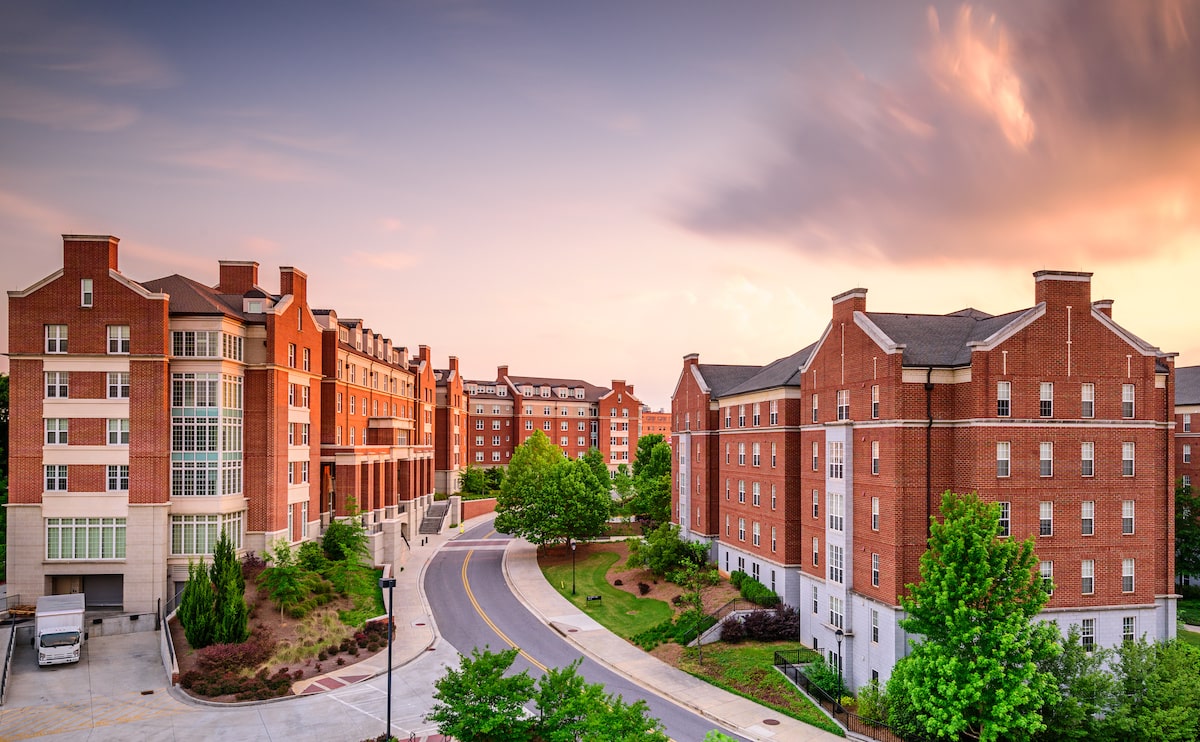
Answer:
[35, 594, 86, 666]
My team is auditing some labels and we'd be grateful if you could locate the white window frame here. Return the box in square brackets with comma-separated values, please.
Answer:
[997, 441, 1011, 477]
[827, 491, 844, 532]
[1122, 558, 1135, 592]
[871, 385, 879, 419]
[827, 441, 844, 479]
[1122, 500, 1135, 535]
[1081, 383, 1094, 418]
[46, 324, 68, 354]
[1040, 442, 1053, 477]
[81, 278, 93, 307]
[107, 372, 130, 399]
[1082, 441, 1095, 477]
[46, 371, 68, 398]
[1123, 442, 1135, 476]
[836, 389, 849, 421]
[1081, 560, 1095, 595]
[828, 544, 844, 584]
[107, 325, 130, 355]
[998, 501, 1010, 537]
[1040, 501, 1053, 536]
[1040, 561, 1054, 595]
[872, 496, 880, 531]
[871, 553, 880, 587]
[107, 464, 130, 492]
[1040, 381, 1053, 417]
[997, 381, 1010, 417]
[1082, 500, 1095, 536]
[45, 418, 68, 445]
[871, 441, 879, 475]
[107, 418, 130, 445]
[1123, 384, 1135, 418]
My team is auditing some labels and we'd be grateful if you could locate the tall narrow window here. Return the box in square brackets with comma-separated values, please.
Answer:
[872, 496, 880, 530]
[738, 443, 746, 465]
[1186, 414, 1193, 432]
[771, 442, 777, 468]
[752, 521, 760, 546]
[997, 381, 1011, 417]
[871, 553, 880, 587]
[872, 441, 880, 475]
[303, 348, 310, 371]
[738, 480, 745, 503]
[1122, 558, 1135, 592]
[1081, 560, 1095, 595]
[827, 491, 844, 531]
[771, 484, 777, 510]
[1122, 500, 1135, 534]
[836, 389, 850, 420]
[1040, 382, 1054, 417]
[752, 482, 760, 506]
[1185, 444, 1193, 464]
[1081, 618, 1095, 652]
[827, 441, 844, 479]
[753, 403, 761, 426]
[107, 325, 130, 354]
[812, 394, 819, 423]
[828, 544, 844, 583]
[812, 489, 819, 518]
[1040, 561, 1054, 595]
[1081, 383, 1095, 418]
[1040, 501, 1053, 536]
[288, 343, 296, 368]
[1123, 616, 1136, 643]
[738, 517, 745, 541]
[770, 400, 778, 425]
[998, 501, 1011, 537]
[1040, 442, 1054, 477]
[1122, 442, 1135, 476]
[1081, 441, 1095, 477]
[1122, 384, 1135, 418]
[812, 441, 819, 471]
[997, 441, 1011, 477]
[871, 385, 879, 419]
[752, 442, 760, 466]
[829, 596, 844, 630]
[871, 610, 880, 643]
[81, 278, 93, 307]
[812, 536, 819, 566]
[45, 324, 68, 354]
[1081, 501, 1095, 536]
[724, 408, 731, 428]
[771, 526, 776, 551]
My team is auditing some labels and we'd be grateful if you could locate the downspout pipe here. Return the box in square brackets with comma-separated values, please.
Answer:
[925, 367, 935, 541]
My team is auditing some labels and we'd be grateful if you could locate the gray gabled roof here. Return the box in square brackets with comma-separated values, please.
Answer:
[695, 364, 761, 397]
[865, 308, 1030, 366]
[140, 274, 247, 319]
[1178, 366, 1200, 406]
[724, 342, 817, 396]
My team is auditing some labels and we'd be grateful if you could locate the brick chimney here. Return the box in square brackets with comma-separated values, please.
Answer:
[497, 365, 509, 380]
[280, 266, 307, 305]
[683, 353, 700, 367]
[449, 356, 459, 373]
[1034, 270, 1092, 307]
[1093, 299, 1114, 319]
[832, 288, 868, 319]
[418, 345, 430, 363]
[217, 260, 259, 295]
[63, 235, 119, 274]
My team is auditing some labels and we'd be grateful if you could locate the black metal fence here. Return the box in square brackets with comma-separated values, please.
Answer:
[773, 650, 907, 742]
[0, 611, 19, 705]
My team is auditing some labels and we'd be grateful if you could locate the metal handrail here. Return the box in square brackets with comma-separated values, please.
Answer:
[0, 614, 19, 706]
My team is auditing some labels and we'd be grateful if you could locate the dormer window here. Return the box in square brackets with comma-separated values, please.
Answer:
[247, 301, 263, 313]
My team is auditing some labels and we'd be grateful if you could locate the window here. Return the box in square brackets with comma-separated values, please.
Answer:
[827, 442, 844, 479]
[349, 396, 356, 415]
[107, 418, 129, 445]
[725, 479, 730, 500]
[872, 441, 880, 475]
[770, 400, 778, 425]
[724, 408, 731, 428]
[1123, 616, 1136, 643]
[1040, 442, 1053, 477]
[302, 387, 310, 409]
[771, 485, 777, 510]
[739, 405, 745, 427]
[542, 421, 550, 431]
[46, 324, 68, 354]
[287, 343, 297, 368]
[829, 595, 844, 630]
[725, 514, 730, 536]
[738, 480, 745, 503]
[1123, 384, 1135, 418]
[836, 389, 849, 420]
[349, 428, 356, 445]
[45, 465, 68, 491]
[1081, 383, 1094, 418]
[1186, 445, 1193, 464]
[812, 585, 819, 614]
[524, 420, 532, 430]
[997, 441, 1011, 477]
[812, 394, 818, 423]
[1082, 501, 1095, 536]
[45, 371, 68, 398]
[1187, 414, 1193, 432]
[812, 441, 819, 471]
[771, 526, 776, 552]
[771, 443, 777, 468]
[738, 517, 745, 541]
[828, 544, 844, 583]
[1122, 500, 1135, 534]
[45, 418, 68, 445]
[1082, 441, 1095, 477]
[79, 278, 94, 307]
[871, 385, 879, 419]
[303, 348, 310, 371]
[475, 451, 483, 462]
[725, 443, 730, 464]
[872, 553, 880, 587]
[871, 610, 880, 643]
[107, 372, 130, 399]
[1123, 442, 1135, 476]
[753, 404, 761, 426]
[288, 424, 295, 446]
[752, 482, 760, 506]
[997, 381, 1010, 416]
[560, 436, 567, 446]
[872, 497, 880, 531]
[998, 501, 1011, 537]
[1040, 502, 1053, 536]
[1040, 561, 1054, 595]
[738, 443, 745, 465]
[752, 443, 760, 466]
[171, 512, 243, 555]
[1040, 382, 1053, 417]
[287, 462, 295, 485]
[46, 517, 126, 559]
[1122, 558, 1136, 592]
[1081, 560, 1094, 595]
[1187, 475, 1194, 488]
[1081, 618, 1095, 652]
[107, 465, 129, 491]
[812, 536, 819, 566]
[336, 426, 342, 445]
[827, 491, 844, 531]
[812, 489, 820, 519]
[752, 521, 760, 546]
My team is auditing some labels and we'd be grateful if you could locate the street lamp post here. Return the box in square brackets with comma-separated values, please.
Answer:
[834, 628, 845, 712]
[379, 576, 397, 741]
[571, 540, 577, 595]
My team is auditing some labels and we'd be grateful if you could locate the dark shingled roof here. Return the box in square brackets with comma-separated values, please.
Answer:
[1178, 366, 1200, 405]
[865, 307, 1032, 366]
[140, 274, 247, 318]
[465, 374, 611, 402]
[695, 364, 762, 397]
[724, 342, 817, 396]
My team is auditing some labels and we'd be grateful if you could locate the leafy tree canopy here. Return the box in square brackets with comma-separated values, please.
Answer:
[892, 490, 1060, 742]
[496, 432, 610, 546]
[1176, 480, 1200, 578]
[626, 435, 672, 528]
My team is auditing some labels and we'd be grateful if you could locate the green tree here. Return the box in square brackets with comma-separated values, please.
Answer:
[427, 647, 536, 742]
[626, 523, 707, 577]
[484, 465, 505, 491]
[627, 435, 672, 528]
[459, 464, 487, 495]
[177, 559, 216, 648]
[495, 431, 563, 544]
[580, 447, 611, 496]
[259, 538, 307, 616]
[1106, 639, 1200, 742]
[892, 491, 1060, 742]
[1034, 626, 1118, 742]
[1177, 480, 1200, 579]
[549, 458, 612, 547]
[322, 495, 369, 562]
[612, 463, 635, 504]
[211, 528, 249, 644]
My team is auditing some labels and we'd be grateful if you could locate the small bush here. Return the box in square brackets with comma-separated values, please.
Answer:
[729, 570, 747, 589]
[720, 615, 746, 643]
[193, 633, 276, 674]
[638, 582, 651, 595]
[856, 678, 889, 726]
[804, 656, 847, 698]
[613, 579, 623, 586]
[336, 656, 346, 666]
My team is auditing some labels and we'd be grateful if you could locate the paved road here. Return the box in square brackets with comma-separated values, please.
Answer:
[426, 522, 748, 741]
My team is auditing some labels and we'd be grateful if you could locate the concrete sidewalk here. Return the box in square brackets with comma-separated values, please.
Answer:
[503, 538, 842, 742]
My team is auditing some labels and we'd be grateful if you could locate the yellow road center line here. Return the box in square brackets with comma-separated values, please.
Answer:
[461, 544, 548, 673]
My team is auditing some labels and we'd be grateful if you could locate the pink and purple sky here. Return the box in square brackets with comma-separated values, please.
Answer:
[2, 1, 1199, 408]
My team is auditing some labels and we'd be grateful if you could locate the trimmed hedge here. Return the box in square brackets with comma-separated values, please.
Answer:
[738, 576, 781, 607]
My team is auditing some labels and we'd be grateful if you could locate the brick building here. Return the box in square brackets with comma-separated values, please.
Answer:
[1176, 366, 1200, 491]
[464, 366, 642, 473]
[640, 408, 672, 444]
[6, 235, 449, 612]
[672, 270, 1177, 689]
[433, 356, 468, 494]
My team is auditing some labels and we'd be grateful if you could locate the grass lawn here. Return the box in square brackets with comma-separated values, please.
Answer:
[1179, 598, 1200, 626]
[677, 641, 843, 736]
[1178, 623, 1200, 649]
[541, 551, 674, 638]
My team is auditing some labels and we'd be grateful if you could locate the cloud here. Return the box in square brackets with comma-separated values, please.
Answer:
[158, 142, 322, 183]
[349, 250, 421, 272]
[678, 0, 1200, 267]
[0, 78, 139, 131]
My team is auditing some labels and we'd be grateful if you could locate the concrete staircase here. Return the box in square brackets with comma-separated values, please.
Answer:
[419, 501, 451, 534]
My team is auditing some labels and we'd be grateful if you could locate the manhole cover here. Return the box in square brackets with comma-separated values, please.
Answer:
[415, 622, 426, 626]
[141, 690, 154, 696]
[763, 719, 780, 725]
